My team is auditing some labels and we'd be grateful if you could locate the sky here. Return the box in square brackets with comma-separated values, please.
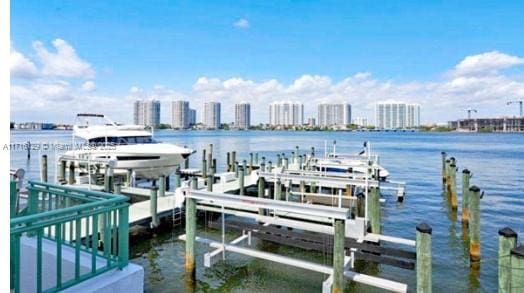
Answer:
[10, 0, 524, 124]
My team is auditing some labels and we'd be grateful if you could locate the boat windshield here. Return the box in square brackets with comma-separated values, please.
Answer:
[88, 136, 156, 145]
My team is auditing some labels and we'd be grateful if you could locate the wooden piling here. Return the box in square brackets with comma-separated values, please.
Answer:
[275, 178, 282, 200]
[226, 152, 231, 171]
[441, 152, 447, 188]
[284, 157, 289, 170]
[202, 159, 207, 179]
[249, 153, 254, 172]
[499, 227, 518, 293]
[298, 155, 303, 170]
[277, 154, 282, 167]
[332, 219, 345, 293]
[416, 223, 432, 293]
[461, 169, 471, 224]
[185, 177, 197, 284]
[159, 175, 166, 197]
[235, 161, 239, 178]
[40, 155, 48, 183]
[231, 151, 237, 172]
[260, 162, 266, 172]
[268, 161, 273, 173]
[242, 160, 247, 177]
[295, 146, 299, 164]
[68, 162, 75, 185]
[207, 171, 213, 192]
[469, 185, 481, 264]
[444, 159, 451, 196]
[150, 187, 159, 228]
[255, 153, 259, 164]
[510, 245, 524, 292]
[258, 177, 265, 216]
[368, 186, 381, 234]
[212, 158, 217, 174]
[239, 168, 245, 195]
[448, 163, 458, 210]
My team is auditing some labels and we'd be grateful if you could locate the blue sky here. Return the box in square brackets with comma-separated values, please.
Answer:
[10, 1, 524, 124]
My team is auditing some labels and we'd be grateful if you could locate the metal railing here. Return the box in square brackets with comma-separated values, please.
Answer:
[10, 181, 129, 293]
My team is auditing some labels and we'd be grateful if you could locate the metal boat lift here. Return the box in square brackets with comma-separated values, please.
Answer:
[179, 189, 408, 293]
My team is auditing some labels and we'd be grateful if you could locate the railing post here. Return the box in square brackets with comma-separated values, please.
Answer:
[461, 169, 471, 224]
[332, 219, 345, 293]
[186, 178, 197, 285]
[469, 185, 481, 265]
[416, 222, 432, 293]
[498, 227, 518, 293]
[510, 245, 524, 292]
[118, 205, 129, 269]
[41, 154, 48, 182]
[150, 187, 159, 228]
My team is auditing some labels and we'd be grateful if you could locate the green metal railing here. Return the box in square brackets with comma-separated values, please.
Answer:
[10, 181, 129, 293]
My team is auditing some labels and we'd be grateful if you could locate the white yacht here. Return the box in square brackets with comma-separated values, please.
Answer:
[62, 113, 194, 179]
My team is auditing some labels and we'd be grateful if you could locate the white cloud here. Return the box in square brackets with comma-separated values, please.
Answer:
[81, 81, 96, 92]
[452, 51, 524, 77]
[233, 18, 250, 29]
[33, 39, 95, 78]
[10, 47, 39, 78]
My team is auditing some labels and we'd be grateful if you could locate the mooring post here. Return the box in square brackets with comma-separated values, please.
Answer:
[311, 181, 317, 193]
[295, 146, 299, 164]
[114, 183, 122, 194]
[368, 186, 381, 234]
[449, 163, 458, 210]
[268, 161, 273, 173]
[174, 168, 181, 189]
[207, 171, 213, 192]
[441, 152, 447, 189]
[510, 245, 524, 292]
[207, 152, 213, 174]
[150, 187, 159, 228]
[209, 143, 213, 160]
[286, 179, 292, 201]
[68, 161, 75, 185]
[58, 160, 66, 183]
[202, 159, 207, 179]
[356, 192, 365, 217]
[277, 154, 282, 167]
[298, 155, 303, 170]
[239, 167, 245, 195]
[40, 154, 48, 182]
[242, 160, 247, 177]
[231, 151, 237, 172]
[159, 175, 166, 197]
[255, 153, 259, 164]
[261, 156, 266, 168]
[184, 155, 189, 169]
[126, 169, 133, 187]
[498, 227, 518, 293]
[300, 180, 306, 202]
[258, 177, 265, 216]
[185, 178, 197, 284]
[444, 159, 451, 196]
[235, 161, 239, 178]
[333, 219, 345, 293]
[275, 178, 282, 200]
[212, 158, 217, 174]
[291, 152, 295, 165]
[260, 162, 266, 173]
[416, 222, 432, 293]
[284, 157, 289, 170]
[249, 153, 254, 173]
[226, 152, 231, 171]
[461, 169, 471, 224]
[469, 185, 481, 265]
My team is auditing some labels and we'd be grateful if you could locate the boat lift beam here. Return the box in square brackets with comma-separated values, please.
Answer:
[257, 171, 379, 188]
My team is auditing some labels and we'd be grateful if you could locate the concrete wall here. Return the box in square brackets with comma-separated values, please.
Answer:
[19, 236, 143, 292]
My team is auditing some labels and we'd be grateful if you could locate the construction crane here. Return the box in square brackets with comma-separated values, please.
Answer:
[507, 100, 523, 116]
[465, 108, 477, 119]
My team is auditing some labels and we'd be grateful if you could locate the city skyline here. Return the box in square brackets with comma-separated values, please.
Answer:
[10, 1, 524, 124]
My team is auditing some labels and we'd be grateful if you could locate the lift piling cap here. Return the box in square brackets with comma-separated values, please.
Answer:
[462, 169, 470, 174]
[511, 245, 524, 258]
[469, 186, 481, 193]
[416, 222, 432, 234]
[441, 151, 446, 155]
[498, 227, 518, 238]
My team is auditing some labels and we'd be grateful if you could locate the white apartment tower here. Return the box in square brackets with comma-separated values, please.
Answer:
[235, 103, 251, 129]
[133, 99, 161, 128]
[269, 101, 304, 126]
[317, 103, 352, 126]
[375, 102, 421, 129]
[203, 102, 221, 129]
[171, 100, 191, 129]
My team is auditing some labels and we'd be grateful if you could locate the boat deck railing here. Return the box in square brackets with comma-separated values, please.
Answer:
[10, 181, 129, 293]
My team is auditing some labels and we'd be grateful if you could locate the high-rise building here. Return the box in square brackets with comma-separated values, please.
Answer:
[269, 101, 304, 126]
[235, 103, 251, 129]
[203, 102, 221, 129]
[189, 108, 196, 126]
[307, 118, 316, 126]
[352, 117, 368, 127]
[133, 99, 160, 128]
[317, 103, 351, 126]
[171, 100, 191, 129]
[375, 103, 420, 129]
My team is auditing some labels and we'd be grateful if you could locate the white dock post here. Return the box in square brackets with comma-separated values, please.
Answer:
[159, 175, 166, 197]
[150, 187, 159, 228]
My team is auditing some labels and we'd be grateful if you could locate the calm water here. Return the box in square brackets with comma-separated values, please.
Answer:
[10, 130, 524, 292]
